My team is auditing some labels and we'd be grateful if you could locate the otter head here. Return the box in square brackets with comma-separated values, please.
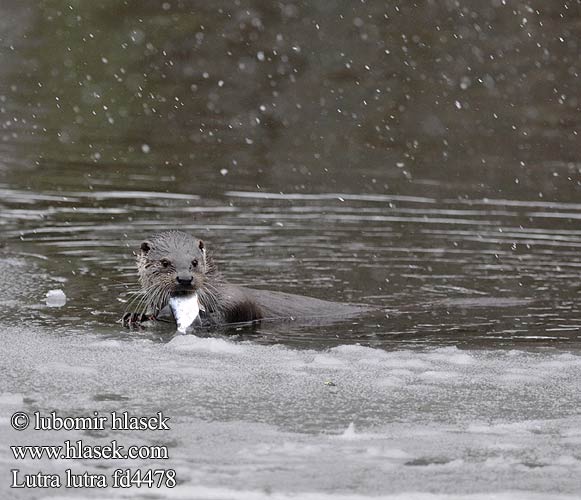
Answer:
[137, 231, 208, 300]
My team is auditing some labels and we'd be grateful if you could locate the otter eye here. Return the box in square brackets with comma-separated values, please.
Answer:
[192, 259, 198, 268]
[160, 258, 171, 268]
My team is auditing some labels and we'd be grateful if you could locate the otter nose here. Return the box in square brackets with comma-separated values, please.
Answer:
[176, 275, 193, 286]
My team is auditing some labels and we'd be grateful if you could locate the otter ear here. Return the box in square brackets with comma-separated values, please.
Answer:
[140, 240, 152, 254]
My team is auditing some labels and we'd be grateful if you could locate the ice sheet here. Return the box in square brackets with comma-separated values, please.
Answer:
[1, 326, 580, 499]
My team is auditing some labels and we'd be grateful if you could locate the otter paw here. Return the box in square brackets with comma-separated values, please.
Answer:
[121, 312, 153, 328]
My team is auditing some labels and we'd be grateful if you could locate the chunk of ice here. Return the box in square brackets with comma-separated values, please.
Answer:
[46, 289, 66, 308]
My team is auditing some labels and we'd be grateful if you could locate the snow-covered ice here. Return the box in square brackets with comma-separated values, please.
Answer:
[1, 325, 580, 498]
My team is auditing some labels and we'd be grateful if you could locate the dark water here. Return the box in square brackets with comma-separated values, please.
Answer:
[1, 1, 581, 498]
[2, 0, 581, 348]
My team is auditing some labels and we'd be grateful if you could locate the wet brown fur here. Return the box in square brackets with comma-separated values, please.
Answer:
[126, 230, 370, 326]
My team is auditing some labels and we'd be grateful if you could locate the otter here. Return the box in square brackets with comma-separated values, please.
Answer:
[122, 230, 370, 329]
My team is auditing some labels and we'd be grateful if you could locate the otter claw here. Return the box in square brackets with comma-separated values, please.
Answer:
[122, 312, 155, 328]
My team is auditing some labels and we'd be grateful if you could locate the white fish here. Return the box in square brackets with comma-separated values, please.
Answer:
[169, 293, 202, 333]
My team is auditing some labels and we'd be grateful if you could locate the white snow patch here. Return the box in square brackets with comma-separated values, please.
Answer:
[45, 289, 66, 307]
[167, 335, 245, 354]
